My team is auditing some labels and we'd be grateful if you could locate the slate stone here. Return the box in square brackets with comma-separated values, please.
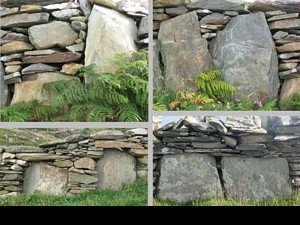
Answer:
[277, 42, 300, 53]
[222, 157, 292, 200]
[2, 32, 29, 42]
[207, 117, 227, 134]
[239, 134, 274, 144]
[157, 154, 223, 203]
[138, 16, 148, 38]
[28, 21, 78, 49]
[191, 142, 227, 149]
[90, 130, 125, 140]
[158, 11, 212, 92]
[5, 146, 45, 153]
[51, 9, 81, 20]
[201, 13, 230, 25]
[16, 153, 69, 161]
[22, 63, 58, 75]
[165, 7, 188, 16]
[22, 52, 82, 64]
[153, 131, 189, 138]
[1, 41, 34, 55]
[125, 129, 148, 137]
[236, 144, 267, 151]
[1, 12, 49, 28]
[69, 172, 98, 184]
[66, 43, 85, 53]
[210, 13, 279, 103]
[280, 78, 300, 107]
[0, 53, 23, 62]
[71, 21, 86, 31]
[187, 0, 248, 12]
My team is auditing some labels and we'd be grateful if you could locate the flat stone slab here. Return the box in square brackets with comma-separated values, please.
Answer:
[16, 153, 70, 161]
[5, 146, 46, 153]
[23, 162, 68, 195]
[221, 157, 292, 200]
[157, 154, 223, 203]
[22, 52, 82, 64]
[95, 141, 143, 149]
[90, 130, 126, 140]
[97, 149, 136, 190]
[1, 12, 49, 28]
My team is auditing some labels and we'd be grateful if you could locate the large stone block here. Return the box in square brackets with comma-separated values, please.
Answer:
[96, 149, 136, 190]
[11, 73, 79, 105]
[157, 154, 223, 203]
[23, 162, 68, 195]
[85, 5, 137, 83]
[210, 12, 279, 103]
[221, 157, 292, 200]
[158, 11, 212, 92]
[28, 21, 78, 50]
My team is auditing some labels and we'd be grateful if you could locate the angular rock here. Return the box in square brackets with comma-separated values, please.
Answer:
[65, 134, 88, 143]
[66, 43, 85, 53]
[222, 157, 292, 200]
[239, 134, 274, 144]
[95, 141, 143, 150]
[248, 1, 300, 14]
[97, 149, 136, 189]
[273, 31, 288, 40]
[183, 117, 216, 133]
[51, 9, 81, 20]
[5, 146, 45, 153]
[210, 13, 279, 102]
[0, 62, 9, 109]
[1, 13, 49, 28]
[23, 162, 68, 195]
[268, 13, 299, 22]
[207, 117, 227, 134]
[2, 32, 29, 42]
[90, 130, 125, 140]
[165, 7, 188, 16]
[280, 78, 300, 108]
[60, 63, 83, 75]
[43, 2, 79, 11]
[128, 148, 147, 157]
[269, 19, 300, 30]
[74, 157, 96, 170]
[53, 160, 73, 168]
[158, 11, 212, 92]
[223, 136, 237, 148]
[24, 49, 59, 56]
[2, 174, 23, 181]
[85, 5, 137, 81]
[125, 128, 148, 137]
[0, 53, 23, 62]
[201, 13, 230, 25]
[138, 16, 148, 38]
[19, 5, 43, 13]
[90, 0, 148, 16]
[2, 41, 34, 55]
[78, 0, 92, 16]
[2, 152, 15, 159]
[277, 42, 300, 53]
[0, 7, 19, 17]
[5, 65, 21, 74]
[22, 52, 82, 64]
[157, 154, 223, 203]
[69, 172, 98, 184]
[187, 0, 247, 12]
[11, 72, 79, 105]
[21, 63, 58, 75]
[16, 153, 69, 161]
[153, 40, 163, 91]
[71, 21, 86, 31]
[28, 21, 78, 50]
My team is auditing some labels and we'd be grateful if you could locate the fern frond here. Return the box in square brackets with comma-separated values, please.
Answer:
[86, 105, 114, 122]
[117, 104, 142, 122]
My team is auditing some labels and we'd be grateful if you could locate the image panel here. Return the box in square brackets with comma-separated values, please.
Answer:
[0, 128, 148, 206]
[153, 116, 300, 206]
[153, 0, 300, 111]
[0, 0, 149, 122]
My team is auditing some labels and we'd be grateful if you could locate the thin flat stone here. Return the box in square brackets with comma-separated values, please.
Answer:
[22, 52, 82, 64]
[66, 43, 85, 53]
[19, 5, 43, 13]
[2, 41, 34, 54]
[273, 31, 288, 40]
[278, 52, 300, 59]
[43, 2, 79, 11]
[4, 72, 21, 81]
[265, 10, 286, 17]
[1, 12, 49, 28]
[0, 53, 23, 62]
[0, 7, 19, 17]
[22, 63, 58, 75]
[268, 13, 299, 22]
[24, 49, 59, 56]
[51, 9, 81, 20]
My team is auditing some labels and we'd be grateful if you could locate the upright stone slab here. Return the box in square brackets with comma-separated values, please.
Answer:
[0, 62, 9, 109]
[96, 150, 137, 190]
[23, 163, 68, 195]
[158, 11, 212, 92]
[221, 157, 292, 200]
[280, 78, 300, 108]
[157, 154, 223, 203]
[85, 5, 137, 83]
[210, 12, 280, 103]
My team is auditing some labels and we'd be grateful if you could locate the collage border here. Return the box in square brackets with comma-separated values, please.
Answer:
[0, 0, 299, 206]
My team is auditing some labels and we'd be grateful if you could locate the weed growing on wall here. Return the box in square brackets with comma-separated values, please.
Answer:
[0, 51, 148, 122]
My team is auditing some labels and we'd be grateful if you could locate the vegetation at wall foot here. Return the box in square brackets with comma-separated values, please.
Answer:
[0, 179, 147, 206]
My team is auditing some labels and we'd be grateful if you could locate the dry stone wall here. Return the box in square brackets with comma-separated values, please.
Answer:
[0, 0, 148, 108]
[0, 128, 148, 197]
[153, 116, 300, 203]
[153, 0, 300, 104]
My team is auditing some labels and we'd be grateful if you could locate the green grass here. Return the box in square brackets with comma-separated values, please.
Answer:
[154, 192, 300, 206]
[0, 179, 147, 206]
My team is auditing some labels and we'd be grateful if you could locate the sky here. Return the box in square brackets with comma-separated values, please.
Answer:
[161, 116, 227, 126]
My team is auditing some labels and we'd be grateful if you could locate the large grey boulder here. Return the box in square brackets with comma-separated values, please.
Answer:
[210, 12, 279, 103]
[158, 11, 212, 92]
[85, 5, 137, 83]
[28, 21, 78, 50]
[157, 154, 223, 203]
[96, 150, 136, 190]
[222, 157, 292, 200]
[23, 163, 68, 195]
